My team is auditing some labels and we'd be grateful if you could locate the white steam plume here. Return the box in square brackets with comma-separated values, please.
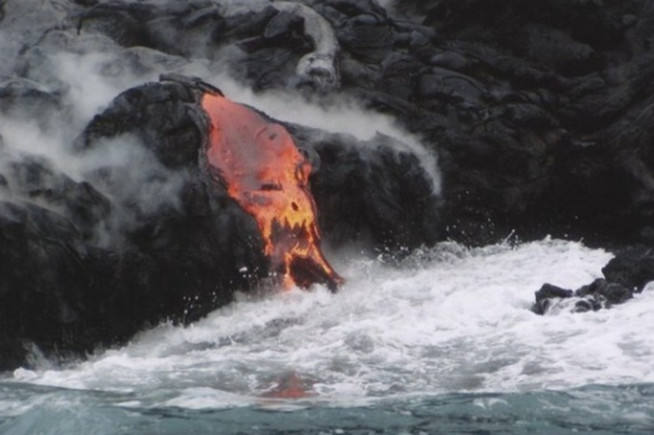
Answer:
[213, 77, 441, 193]
[0, 0, 441, 241]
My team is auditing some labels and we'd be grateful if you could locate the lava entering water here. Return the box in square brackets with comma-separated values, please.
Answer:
[201, 92, 343, 290]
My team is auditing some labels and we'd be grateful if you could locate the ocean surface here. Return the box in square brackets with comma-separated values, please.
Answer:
[2, 239, 654, 434]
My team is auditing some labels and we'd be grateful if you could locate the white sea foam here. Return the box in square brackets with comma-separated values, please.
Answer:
[9, 239, 654, 409]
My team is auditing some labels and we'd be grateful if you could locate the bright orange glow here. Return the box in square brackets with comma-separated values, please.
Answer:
[202, 92, 343, 290]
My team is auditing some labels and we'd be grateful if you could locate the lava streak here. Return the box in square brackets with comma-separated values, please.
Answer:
[201, 92, 343, 290]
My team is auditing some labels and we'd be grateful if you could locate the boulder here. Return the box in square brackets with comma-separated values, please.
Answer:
[531, 246, 654, 315]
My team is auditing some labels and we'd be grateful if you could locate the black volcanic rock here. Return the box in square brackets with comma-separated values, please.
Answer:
[0, 74, 441, 370]
[602, 246, 654, 292]
[532, 247, 654, 315]
[351, 0, 654, 246]
[7, 0, 654, 246]
[78, 75, 441, 253]
[533, 277, 636, 315]
[287, 125, 441, 252]
[576, 279, 633, 306]
[3, 0, 654, 366]
[532, 283, 573, 315]
[0, 133, 270, 371]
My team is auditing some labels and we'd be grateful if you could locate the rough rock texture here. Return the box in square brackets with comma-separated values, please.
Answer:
[35, 0, 653, 248]
[382, 0, 654, 246]
[0, 115, 269, 368]
[77, 76, 440, 253]
[0, 74, 440, 370]
[533, 246, 654, 314]
[4, 0, 654, 247]
[3, 0, 654, 366]
[533, 279, 634, 315]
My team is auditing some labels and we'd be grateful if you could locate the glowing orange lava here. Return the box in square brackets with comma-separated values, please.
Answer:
[202, 92, 343, 290]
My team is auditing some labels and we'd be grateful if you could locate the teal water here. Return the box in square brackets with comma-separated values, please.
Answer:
[2, 383, 654, 434]
[2, 241, 654, 434]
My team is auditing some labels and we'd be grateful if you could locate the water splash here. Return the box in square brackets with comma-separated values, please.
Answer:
[7, 238, 654, 413]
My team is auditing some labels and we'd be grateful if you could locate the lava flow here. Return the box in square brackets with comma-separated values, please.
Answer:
[201, 91, 343, 290]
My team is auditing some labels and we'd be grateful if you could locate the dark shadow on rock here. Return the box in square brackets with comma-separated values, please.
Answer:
[0, 74, 440, 370]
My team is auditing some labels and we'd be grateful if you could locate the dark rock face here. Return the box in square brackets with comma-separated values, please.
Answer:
[602, 246, 654, 292]
[2, 0, 654, 367]
[77, 75, 440, 254]
[288, 125, 441, 251]
[0, 73, 440, 370]
[4, 0, 654, 247]
[533, 279, 634, 315]
[332, 0, 654, 247]
[0, 109, 269, 369]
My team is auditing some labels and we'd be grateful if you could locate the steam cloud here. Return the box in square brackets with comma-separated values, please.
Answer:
[0, 0, 441, 246]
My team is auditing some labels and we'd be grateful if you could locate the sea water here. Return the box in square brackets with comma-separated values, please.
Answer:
[1, 239, 654, 434]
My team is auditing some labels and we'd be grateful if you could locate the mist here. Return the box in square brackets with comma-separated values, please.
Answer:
[0, 0, 442, 252]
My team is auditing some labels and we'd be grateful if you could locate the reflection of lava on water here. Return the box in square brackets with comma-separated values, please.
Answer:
[262, 372, 314, 399]
[202, 91, 343, 290]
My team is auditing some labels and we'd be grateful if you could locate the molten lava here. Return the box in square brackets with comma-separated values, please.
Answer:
[201, 91, 343, 290]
